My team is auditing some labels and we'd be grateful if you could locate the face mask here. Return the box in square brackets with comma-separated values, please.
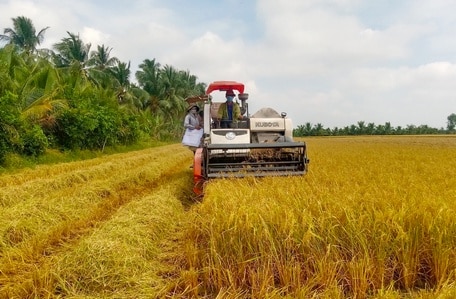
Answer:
[226, 96, 234, 102]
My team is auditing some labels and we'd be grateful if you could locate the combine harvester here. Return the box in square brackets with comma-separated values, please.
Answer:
[187, 81, 309, 195]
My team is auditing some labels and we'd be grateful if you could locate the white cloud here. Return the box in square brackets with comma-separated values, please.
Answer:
[80, 27, 110, 47]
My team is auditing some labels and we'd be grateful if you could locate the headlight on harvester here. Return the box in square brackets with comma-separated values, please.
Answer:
[225, 132, 236, 140]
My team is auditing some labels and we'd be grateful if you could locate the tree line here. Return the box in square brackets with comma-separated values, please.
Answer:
[294, 115, 456, 136]
[0, 16, 205, 164]
[1, 16, 455, 164]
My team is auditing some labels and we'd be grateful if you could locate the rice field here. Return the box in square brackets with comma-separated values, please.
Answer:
[0, 136, 455, 298]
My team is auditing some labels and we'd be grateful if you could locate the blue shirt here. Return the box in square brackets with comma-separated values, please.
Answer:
[227, 103, 233, 120]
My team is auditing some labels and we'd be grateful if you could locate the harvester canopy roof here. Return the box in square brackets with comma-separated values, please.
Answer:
[206, 81, 245, 95]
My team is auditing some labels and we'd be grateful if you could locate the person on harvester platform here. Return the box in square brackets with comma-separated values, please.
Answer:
[217, 89, 242, 128]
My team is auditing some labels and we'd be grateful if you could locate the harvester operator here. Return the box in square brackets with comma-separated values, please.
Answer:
[217, 89, 242, 128]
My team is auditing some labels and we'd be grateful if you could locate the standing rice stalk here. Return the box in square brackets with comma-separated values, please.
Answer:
[179, 136, 456, 298]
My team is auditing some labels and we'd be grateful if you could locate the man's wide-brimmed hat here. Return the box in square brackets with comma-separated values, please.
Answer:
[187, 105, 199, 112]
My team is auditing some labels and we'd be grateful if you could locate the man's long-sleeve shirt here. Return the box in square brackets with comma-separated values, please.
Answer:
[217, 102, 241, 121]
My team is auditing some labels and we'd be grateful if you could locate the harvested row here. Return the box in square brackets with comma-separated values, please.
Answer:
[45, 170, 192, 298]
[0, 144, 194, 297]
[0, 146, 175, 206]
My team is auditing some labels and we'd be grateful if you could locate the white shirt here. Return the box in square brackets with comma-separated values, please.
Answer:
[184, 112, 201, 130]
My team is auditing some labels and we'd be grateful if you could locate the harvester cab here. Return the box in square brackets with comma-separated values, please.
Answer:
[186, 81, 309, 195]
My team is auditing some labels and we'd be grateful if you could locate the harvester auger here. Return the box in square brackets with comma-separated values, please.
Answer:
[185, 81, 309, 195]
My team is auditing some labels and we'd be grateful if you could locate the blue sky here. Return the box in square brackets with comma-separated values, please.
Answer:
[1, 0, 456, 129]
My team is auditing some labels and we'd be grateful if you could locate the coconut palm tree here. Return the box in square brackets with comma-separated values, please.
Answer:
[85, 44, 121, 89]
[136, 58, 161, 94]
[313, 123, 326, 136]
[52, 32, 91, 68]
[110, 61, 134, 104]
[0, 43, 67, 131]
[159, 66, 206, 119]
[88, 44, 119, 70]
[178, 70, 206, 96]
[136, 58, 162, 112]
[158, 65, 186, 115]
[110, 61, 130, 87]
[52, 31, 100, 91]
[294, 122, 313, 136]
[0, 16, 49, 54]
[0, 45, 16, 93]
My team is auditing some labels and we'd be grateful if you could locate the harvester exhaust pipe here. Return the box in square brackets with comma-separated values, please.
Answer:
[238, 93, 249, 116]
